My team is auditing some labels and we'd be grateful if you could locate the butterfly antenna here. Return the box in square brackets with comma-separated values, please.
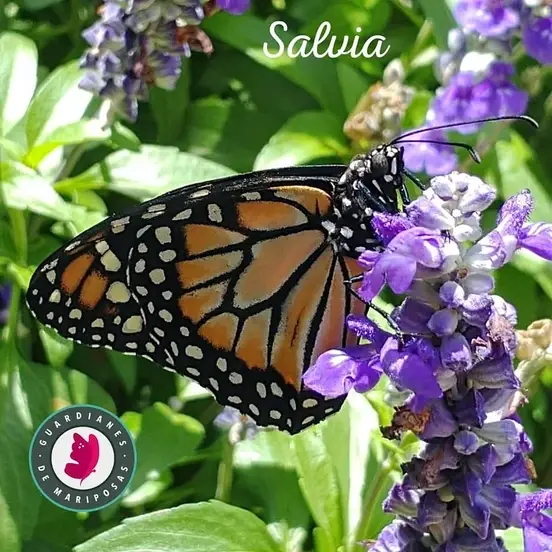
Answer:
[396, 139, 481, 163]
[390, 115, 539, 144]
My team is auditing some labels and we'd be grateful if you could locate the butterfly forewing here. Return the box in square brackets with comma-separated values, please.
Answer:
[26, 170, 363, 434]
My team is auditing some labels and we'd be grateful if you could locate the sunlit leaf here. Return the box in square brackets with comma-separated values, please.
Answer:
[74, 501, 281, 552]
[0, 33, 37, 138]
[254, 111, 348, 170]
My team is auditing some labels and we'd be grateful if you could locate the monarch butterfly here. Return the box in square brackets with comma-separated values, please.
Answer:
[25, 115, 535, 434]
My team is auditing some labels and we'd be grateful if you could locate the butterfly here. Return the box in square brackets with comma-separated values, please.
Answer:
[64, 432, 100, 484]
[26, 115, 533, 434]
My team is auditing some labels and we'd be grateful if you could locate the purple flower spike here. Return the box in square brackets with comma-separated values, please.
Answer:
[303, 346, 382, 399]
[350, 170, 552, 549]
[523, 16, 552, 65]
[455, 0, 520, 38]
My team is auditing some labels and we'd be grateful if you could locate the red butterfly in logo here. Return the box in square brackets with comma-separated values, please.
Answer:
[64, 432, 100, 485]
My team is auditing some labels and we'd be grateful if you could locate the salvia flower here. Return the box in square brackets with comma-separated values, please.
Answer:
[303, 171, 552, 549]
[80, 0, 249, 120]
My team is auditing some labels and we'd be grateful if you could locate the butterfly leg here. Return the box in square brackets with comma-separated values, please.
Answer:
[345, 282, 428, 344]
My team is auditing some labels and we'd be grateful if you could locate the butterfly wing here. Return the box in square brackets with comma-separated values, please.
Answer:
[27, 166, 364, 433]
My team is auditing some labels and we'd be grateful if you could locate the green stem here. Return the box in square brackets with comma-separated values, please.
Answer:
[56, 100, 115, 182]
[4, 209, 27, 346]
[215, 437, 235, 503]
[353, 461, 394, 549]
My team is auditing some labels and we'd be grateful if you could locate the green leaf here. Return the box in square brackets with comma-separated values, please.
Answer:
[254, 111, 349, 170]
[495, 132, 552, 223]
[77, 146, 235, 202]
[150, 58, 190, 145]
[73, 501, 281, 552]
[24, 119, 110, 169]
[0, 347, 56, 546]
[110, 122, 141, 152]
[21, 0, 65, 10]
[203, 13, 347, 117]
[1, 161, 70, 221]
[293, 427, 343, 551]
[38, 326, 73, 368]
[128, 402, 205, 492]
[107, 351, 137, 395]
[512, 250, 552, 304]
[0, 33, 37, 138]
[337, 64, 372, 115]
[498, 527, 523, 552]
[417, 0, 456, 49]
[233, 432, 310, 552]
[25, 61, 93, 149]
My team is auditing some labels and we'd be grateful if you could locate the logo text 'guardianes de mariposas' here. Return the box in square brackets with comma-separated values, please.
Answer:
[29, 404, 136, 512]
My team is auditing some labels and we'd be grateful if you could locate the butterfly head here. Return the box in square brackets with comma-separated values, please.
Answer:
[340, 144, 405, 213]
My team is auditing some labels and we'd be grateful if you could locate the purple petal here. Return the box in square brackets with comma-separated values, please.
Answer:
[428, 308, 459, 337]
[470, 354, 519, 390]
[454, 430, 480, 455]
[462, 294, 493, 328]
[393, 299, 435, 334]
[439, 281, 465, 308]
[496, 189, 534, 234]
[523, 16, 552, 65]
[380, 338, 443, 400]
[420, 400, 458, 439]
[520, 222, 552, 260]
[346, 315, 391, 349]
[368, 520, 423, 552]
[453, 389, 485, 427]
[492, 454, 532, 486]
[303, 346, 382, 398]
[468, 445, 497, 484]
[406, 197, 455, 230]
[371, 212, 414, 246]
[216, 0, 250, 14]
[440, 333, 472, 372]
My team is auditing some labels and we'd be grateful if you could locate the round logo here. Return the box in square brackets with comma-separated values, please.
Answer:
[29, 404, 136, 512]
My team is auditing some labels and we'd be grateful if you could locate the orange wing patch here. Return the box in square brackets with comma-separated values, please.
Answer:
[271, 248, 334, 389]
[199, 313, 239, 350]
[235, 309, 272, 370]
[184, 225, 246, 256]
[177, 251, 243, 289]
[273, 186, 332, 217]
[178, 281, 228, 324]
[237, 201, 308, 231]
[60, 254, 95, 294]
[79, 270, 109, 309]
[233, 230, 325, 309]
[344, 257, 365, 347]
[311, 260, 347, 362]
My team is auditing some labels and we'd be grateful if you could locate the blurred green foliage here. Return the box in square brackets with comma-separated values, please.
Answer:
[0, 0, 551, 551]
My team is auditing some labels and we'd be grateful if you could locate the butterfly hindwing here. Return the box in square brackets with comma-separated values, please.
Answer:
[26, 168, 363, 433]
